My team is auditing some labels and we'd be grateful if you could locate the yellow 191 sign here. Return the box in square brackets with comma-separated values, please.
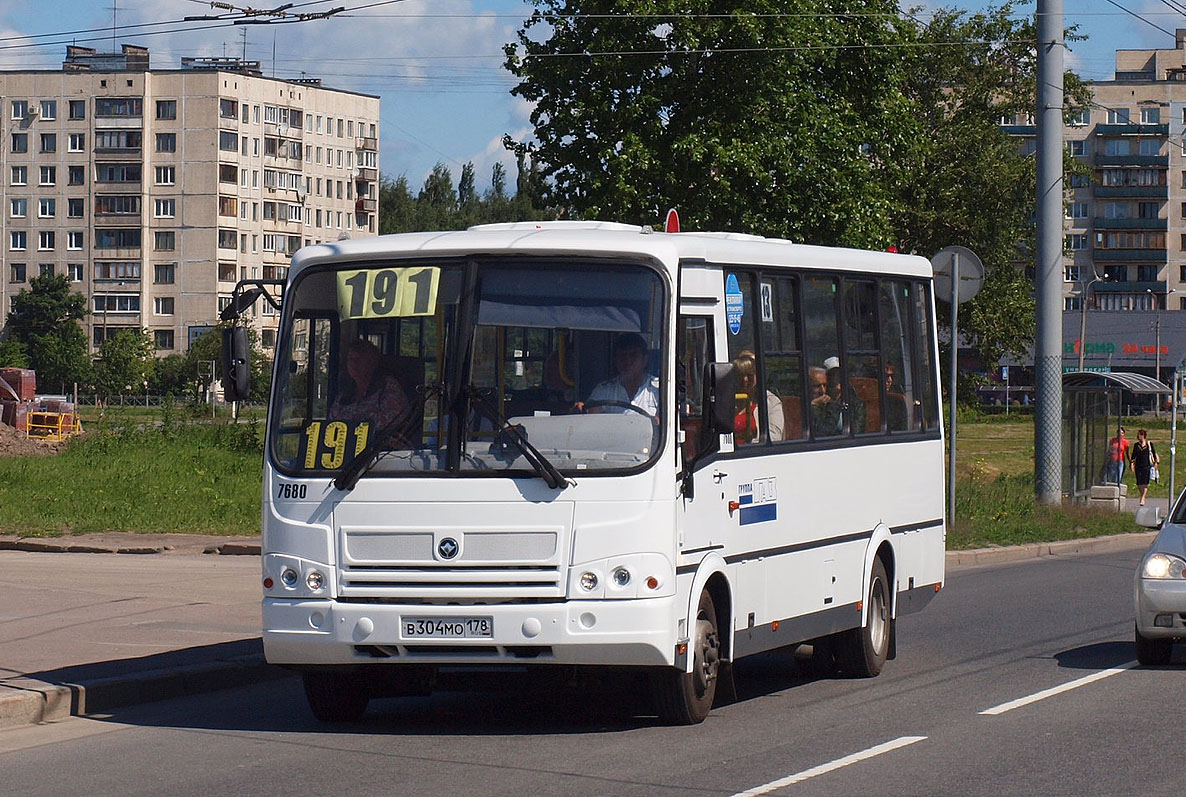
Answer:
[301, 420, 370, 470]
[337, 266, 440, 319]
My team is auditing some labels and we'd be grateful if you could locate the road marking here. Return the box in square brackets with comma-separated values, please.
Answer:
[979, 661, 1138, 716]
[730, 735, 927, 796]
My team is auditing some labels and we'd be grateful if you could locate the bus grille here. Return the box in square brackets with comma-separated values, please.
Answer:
[339, 564, 564, 599]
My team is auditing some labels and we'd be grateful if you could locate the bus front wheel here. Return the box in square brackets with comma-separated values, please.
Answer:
[652, 589, 720, 725]
[302, 669, 370, 723]
[836, 558, 891, 678]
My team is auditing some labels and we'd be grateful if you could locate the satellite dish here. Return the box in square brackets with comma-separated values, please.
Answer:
[930, 246, 984, 304]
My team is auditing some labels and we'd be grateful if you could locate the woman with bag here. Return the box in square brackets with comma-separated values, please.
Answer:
[1130, 428, 1160, 507]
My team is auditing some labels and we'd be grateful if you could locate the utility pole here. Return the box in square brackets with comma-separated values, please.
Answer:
[1035, 0, 1064, 505]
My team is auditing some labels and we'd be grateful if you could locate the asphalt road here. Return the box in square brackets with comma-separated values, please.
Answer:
[0, 547, 1169, 796]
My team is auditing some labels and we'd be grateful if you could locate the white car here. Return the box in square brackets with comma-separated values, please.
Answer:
[1134, 505, 1186, 665]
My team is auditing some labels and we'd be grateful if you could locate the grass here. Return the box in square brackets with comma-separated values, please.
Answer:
[0, 408, 263, 537]
[0, 404, 1163, 547]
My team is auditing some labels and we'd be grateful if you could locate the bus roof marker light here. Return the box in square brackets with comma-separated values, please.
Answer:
[665, 208, 679, 233]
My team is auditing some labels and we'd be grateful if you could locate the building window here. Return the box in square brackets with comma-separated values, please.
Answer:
[1065, 234, 1087, 251]
[39, 166, 56, 186]
[156, 132, 176, 153]
[10, 100, 27, 119]
[1139, 138, 1161, 156]
[1141, 107, 1161, 124]
[219, 131, 238, 152]
[38, 198, 55, 218]
[219, 163, 237, 184]
[1068, 108, 1089, 126]
[68, 100, 85, 120]
[10, 231, 26, 251]
[154, 263, 175, 284]
[10, 263, 25, 283]
[10, 132, 26, 153]
[1066, 202, 1088, 220]
[95, 97, 142, 117]
[1138, 264, 1160, 281]
[95, 164, 141, 183]
[40, 133, 56, 152]
[154, 330, 175, 350]
[1107, 108, 1132, 125]
[94, 229, 142, 249]
[68, 133, 85, 152]
[69, 165, 85, 185]
[94, 261, 141, 280]
[218, 262, 236, 281]
[218, 196, 237, 217]
[38, 231, 54, 250]
[220, 98, 237, 119]
[1139, 201, 1160, 219]
[11, 166, 26, 186]
[217, 228, 237, 249]
[67, 231, 83, 250]
[68, 263, 83, 282]
[95, 130, 142, 150]
[154, 297, 174, 315]
[155, 231, 175, 251]
[10, 198, 26, 218]
[39, 100, 56, 120]
[154, 199, 176, 218]
[1064, 265, 1082, 282]
[67, 198, 84, 218]
[155, 166, 175, 185]
[39, 263, 54, 277]
[95, 195, 141, 215]
[156, 100, 177, 120]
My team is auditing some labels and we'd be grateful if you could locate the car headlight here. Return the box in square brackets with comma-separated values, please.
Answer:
[1143, 552, 1186, 579]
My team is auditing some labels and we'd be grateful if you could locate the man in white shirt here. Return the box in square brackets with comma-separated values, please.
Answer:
[577, 332, 659, 416]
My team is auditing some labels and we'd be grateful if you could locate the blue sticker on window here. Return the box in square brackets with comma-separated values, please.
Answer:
[725, 273, 743, 335]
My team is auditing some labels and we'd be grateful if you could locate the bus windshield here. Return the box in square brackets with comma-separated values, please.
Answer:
[270, 258, 667, 479]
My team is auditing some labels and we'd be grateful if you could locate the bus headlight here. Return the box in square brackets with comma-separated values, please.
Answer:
[306, 570, 325, 591]
[569, 553, 674, 599]
[612, 567, 631, 587]
[281, 567, 299, 587]
[579, 571, 599, 591]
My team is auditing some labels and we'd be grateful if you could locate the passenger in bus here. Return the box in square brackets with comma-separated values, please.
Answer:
[331, 339, 414, 445]
[809, 365, 828, 401]
[810, 364, 865, 437]
[576, 332, 659, 416]
[732, 350, 784, 443]
[885, 363, 909, 431]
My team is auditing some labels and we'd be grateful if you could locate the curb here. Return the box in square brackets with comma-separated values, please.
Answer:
[0, 654, 287, 730]
[946, 530, 1157, 569]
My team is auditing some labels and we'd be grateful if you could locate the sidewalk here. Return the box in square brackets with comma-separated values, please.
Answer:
[0, 515, 1164, 732]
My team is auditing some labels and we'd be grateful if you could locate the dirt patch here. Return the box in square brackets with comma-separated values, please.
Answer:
[0, 422, 66, 457]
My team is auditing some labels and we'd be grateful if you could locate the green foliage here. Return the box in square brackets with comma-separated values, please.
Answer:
[150, 354, 198, 399]
[5, 273, 90, 392]
[0, 338, 28, 368]
[187, 325, 272, 403]
[92, 328, 155, 397]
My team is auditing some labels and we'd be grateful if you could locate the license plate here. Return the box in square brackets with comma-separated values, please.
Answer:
[401, 616, 493, 639]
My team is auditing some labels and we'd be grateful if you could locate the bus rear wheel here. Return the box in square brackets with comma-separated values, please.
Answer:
[836, 558, 891, 678]
[302, 669, 370, 723]
[652, 589, 719, 725]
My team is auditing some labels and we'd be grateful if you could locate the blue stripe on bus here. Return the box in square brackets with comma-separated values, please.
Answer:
[739, 503, 776, 525]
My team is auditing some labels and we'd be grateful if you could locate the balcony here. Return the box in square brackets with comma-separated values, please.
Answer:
[355, 198, 377, 213]
[1095, 123, 1168, 136]
[1092, 185, 1167, 198]
[1094, 280, 1166, 293]
[1093, 154, 1168, 167]
[358, 136, 377, 151]
[1000, 125, 1036, 136]
[1092, 217, 1167, 229]
[356, 167, 377, 182]
[1093, 249, 1167, 262]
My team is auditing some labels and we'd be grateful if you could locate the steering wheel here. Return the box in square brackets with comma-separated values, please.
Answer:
[583, 399, 651, 417]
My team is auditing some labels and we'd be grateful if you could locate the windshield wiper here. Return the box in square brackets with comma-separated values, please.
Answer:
[334, 384, 439, 491]
[464, 385, 569, 490]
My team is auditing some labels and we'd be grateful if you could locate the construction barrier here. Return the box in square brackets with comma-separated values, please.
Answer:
[26, 410, 82, 441]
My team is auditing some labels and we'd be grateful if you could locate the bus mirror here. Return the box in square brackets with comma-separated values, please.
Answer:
[222, 326, 251, 402]
[704, 362, 736, 435]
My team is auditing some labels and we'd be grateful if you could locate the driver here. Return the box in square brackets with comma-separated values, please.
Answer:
[577, 332, 659, 416]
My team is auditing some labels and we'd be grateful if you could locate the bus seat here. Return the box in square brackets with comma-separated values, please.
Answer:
[886, 391, 910, 431]
[780, 396, 804, 440]
[849, 376, 881, 433]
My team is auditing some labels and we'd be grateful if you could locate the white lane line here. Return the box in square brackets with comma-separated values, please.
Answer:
[979, 661, 1138, 716]
[730, 735, 928, 796]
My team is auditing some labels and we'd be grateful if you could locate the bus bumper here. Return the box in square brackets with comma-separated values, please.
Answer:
[262, 596, 679, 667]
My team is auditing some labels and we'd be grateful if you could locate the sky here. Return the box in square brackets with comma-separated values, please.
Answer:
[0, 1, 1182, 194]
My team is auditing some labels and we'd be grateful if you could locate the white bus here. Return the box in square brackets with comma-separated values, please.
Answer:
[223, 221, 946, 724]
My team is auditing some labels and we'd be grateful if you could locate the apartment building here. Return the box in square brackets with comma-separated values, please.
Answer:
[0, 44, 380, 356]
[1003, 31, 1186, 376]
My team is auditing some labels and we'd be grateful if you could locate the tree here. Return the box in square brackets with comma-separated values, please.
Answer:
[5, 273, 90, 392]
[0, 338, 28, 368]
[92, 328, 155, 397]
[188, 325, 272, 403]
[150, 353, 196, 399]
[379, 175, 418, 234]
[504, 2, 1088, 377]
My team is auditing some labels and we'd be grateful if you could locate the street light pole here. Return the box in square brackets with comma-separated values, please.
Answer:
[1078, 268, 1107, 372]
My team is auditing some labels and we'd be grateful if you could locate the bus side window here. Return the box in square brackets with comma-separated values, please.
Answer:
[761, 276, 804, 442]
[678, 315, 713, 460]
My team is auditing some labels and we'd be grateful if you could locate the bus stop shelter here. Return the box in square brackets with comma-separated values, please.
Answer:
[1063, 371, 1170, 504]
